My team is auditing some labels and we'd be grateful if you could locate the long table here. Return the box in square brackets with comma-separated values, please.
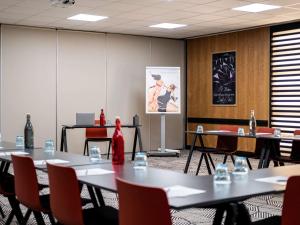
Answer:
[184, 130, 300, 173]
[0, 147, 297, 225]
[60, 124, 143, 160]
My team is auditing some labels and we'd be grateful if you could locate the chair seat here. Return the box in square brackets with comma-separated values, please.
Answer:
[83, 206, 119, 225]
[251, 215, 281, 225]
[86, 137, 112, 142]
[234, 151, 258, 158]
[274, 155, 300, 163]
[39, 194, 52, 213]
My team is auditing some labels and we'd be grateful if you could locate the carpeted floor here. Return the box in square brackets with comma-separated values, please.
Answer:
[0, 150, 283, 224]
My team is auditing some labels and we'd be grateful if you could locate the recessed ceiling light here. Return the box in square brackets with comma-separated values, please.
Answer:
[149, 23, 187, 29]
[67, 14, 108, 22]
[232, 3, 281, 12]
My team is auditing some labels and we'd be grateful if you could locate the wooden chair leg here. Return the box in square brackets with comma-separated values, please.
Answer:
[223, 155, 228, 164]
[107, 140, 112, 159]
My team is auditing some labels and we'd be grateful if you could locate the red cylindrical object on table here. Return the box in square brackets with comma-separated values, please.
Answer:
[100, 109, 106, 126]
[112, 118, 125, 165]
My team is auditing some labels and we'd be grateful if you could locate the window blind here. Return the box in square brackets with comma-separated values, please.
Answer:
[271, 22, 300, 154]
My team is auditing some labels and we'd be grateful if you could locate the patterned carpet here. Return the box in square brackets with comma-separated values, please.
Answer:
[0, 150, 283, 224]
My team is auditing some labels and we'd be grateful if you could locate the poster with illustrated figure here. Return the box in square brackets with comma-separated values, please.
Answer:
[146, 67, 181, 114]
[212, 51, 236, 105]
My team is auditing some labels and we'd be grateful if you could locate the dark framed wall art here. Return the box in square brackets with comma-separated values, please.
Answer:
[212, 51, 236, 105]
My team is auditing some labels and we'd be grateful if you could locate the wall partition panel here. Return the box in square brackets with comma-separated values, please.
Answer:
[149, 38, 185, 150]
[106, 34, 151, 152]
[1, 25, 56, 146]
[57, 30, 107, 154]
[270, 22, 300, 154]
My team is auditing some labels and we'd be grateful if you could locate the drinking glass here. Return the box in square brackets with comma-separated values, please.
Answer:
[196, 125, 204, 133]
[16, 136, 25, 148]
[89, 146, 101, 162]
[233, 157, 248, 175]
[134, 152, 148, 169]
[44, 139, 55, 153]
[214, 163, 231, 184]
[238, 128, 245, 136]
[274, 128, 281, 137]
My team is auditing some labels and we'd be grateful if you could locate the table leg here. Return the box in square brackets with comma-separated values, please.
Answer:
[208, 153, 215, 170]
[94, 188, 106, 207]
[132, 128, 138, 161]
[258, 143, 266, 169]
[63, 127, 68, 152]
[60, 127, 64, 152]
[184, 133, 198, 173]
[137, 126, 143, 151]
[204, 153, 212, 175]
[87, 186, 99, 208]
[196, 153, 204, 175]
[213, 207, 225, 225]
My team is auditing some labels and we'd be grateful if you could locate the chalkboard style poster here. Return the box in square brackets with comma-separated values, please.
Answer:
[212, 51, 236, 105]
[146, 67, 181, 114]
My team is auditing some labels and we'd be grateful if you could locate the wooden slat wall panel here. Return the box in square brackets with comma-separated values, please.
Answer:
[187, 27, 270, 151]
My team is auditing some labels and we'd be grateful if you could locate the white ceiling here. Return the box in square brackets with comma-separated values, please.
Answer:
[0, 0, 299, 39]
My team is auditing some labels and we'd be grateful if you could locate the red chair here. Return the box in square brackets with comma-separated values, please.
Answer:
[0, 172, 24, 224]
[235, 127, 277, 169]
[47, 163, 118, 225]
[84, 120, 112, 159]
[216, 125, 239, 164]
[252, 176, 300, 225]
[11, 155, 56, 225]
[116, 178, 172, 225]
[195, 125, 239, 175]
[271, 130, 300, 165]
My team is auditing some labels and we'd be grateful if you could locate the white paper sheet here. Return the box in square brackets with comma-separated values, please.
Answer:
[164, 185, 206, 198]
[206, 130, 231, 133]
[34, 159, 69, 166]
[255, 176, 288, 185]
[76, 168, 114, 176]
[0, 151, 29, 156]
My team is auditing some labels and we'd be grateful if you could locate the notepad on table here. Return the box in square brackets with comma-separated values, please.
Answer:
[0, 151, 29, 156]
[76, 168, 114, 176]
[34, 159, 69, 166]
[164, 185, 206, 198]
[256, 176, 288, 185]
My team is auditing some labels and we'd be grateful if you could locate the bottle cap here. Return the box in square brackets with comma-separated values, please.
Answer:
[26, 113, 31, 119]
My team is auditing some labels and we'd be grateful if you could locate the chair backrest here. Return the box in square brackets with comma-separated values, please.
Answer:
[290, 130, 300, 160]
[216, 125, 239, 152]
[116, 178, 172, 225]
[11, 155, 41, 211]
[47, 163, 84, 225]
[281, 176, 300, 225]
[254, 127, 277, 156]
[86, 119, 108, 138]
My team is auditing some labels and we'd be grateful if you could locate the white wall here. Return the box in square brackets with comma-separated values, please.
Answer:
[0, 25, 185, 155]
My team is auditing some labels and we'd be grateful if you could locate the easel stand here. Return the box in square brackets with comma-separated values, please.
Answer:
[147, 114, 180, 157]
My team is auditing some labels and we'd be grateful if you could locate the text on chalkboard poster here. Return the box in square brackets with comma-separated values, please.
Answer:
[212, 51, 236, 105]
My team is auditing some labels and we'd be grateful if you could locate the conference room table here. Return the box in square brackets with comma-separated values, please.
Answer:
[60, 124, 143, 160]
[184, 130, 300, 173]
[0, 147, 297, 225]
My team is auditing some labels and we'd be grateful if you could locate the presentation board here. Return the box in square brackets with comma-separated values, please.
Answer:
[146, 66, 181, 114]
